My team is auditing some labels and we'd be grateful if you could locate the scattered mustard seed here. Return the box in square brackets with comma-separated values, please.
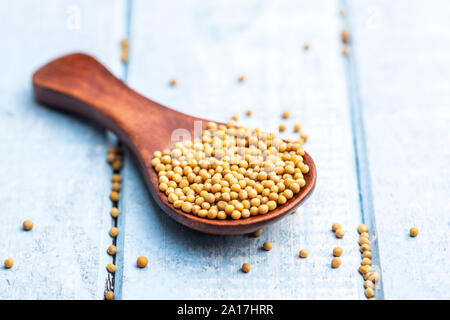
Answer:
[294, 123, 302, 133]
[362, 251, 372, 259]
[409, 227, 419, 237]
[112, 182, 121, 192]
[303, 44, 310, 51]
[335, 228, 345, 239]
[299, 249, 308, 258]
[110, 207, 119, 218]
[253, 229, 263, 237]
[342, 45, 351, 56]
[238, 75, 245, 82]
[112, 173, 122, 183]
[246, 109, 253, 116]
[358, 224, 369, 234]
[105, 290, 115, 300]
[359, 265, 371, 275]
[331, 257, 342, 268]
[110, 191, 120, 202]
[365, 287, 375, 298]
[333, 247, 343, 257]
[332, 223, 342, 232]
[341, 29, 350, 44]
[263, 241, 273, 251]
[109, 227, 119, 238]
[359, 237, 370, 245]
[22, 220, 34, 231]
[361, 257, 372, 266]
[170, 78, 177, 86]
[360, 244, 371, 252]
[232, 114, 239, 121]
[4, 258, 14, 269]
[364, 280, 374, 289]
[107, 263, 116, 273]
[120, 38, 129, 62]
[112, 160, 123, 171]
[107, 153, 115, 164]
[241, 263, 251, 273]
[282, 111, 290, 119]
[279, 124, 286, 132]
[300, 133, 308, 143]
[367, 272, 380, 283]
[360, 232, 369, 239]
[137, 256, 148, 268]
[107, 245, 117, 256]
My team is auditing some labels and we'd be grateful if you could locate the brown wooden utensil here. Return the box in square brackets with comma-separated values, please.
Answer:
[32, 53, 316, 235]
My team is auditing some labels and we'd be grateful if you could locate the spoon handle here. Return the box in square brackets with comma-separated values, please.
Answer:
[32, 53, 187, 154]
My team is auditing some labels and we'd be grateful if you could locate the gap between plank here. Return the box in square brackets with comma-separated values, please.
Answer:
[340, 0, 385, 300]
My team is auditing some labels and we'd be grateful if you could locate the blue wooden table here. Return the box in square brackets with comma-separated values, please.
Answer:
[0, 0, 448, 300]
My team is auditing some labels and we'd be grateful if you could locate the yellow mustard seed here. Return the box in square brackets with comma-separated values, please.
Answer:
[105, 290, 115, 300]
[332, 223, 342, 232]
[333, 247, 343, 257]
[246, 110, 253, 116]
[282, 111, 290, 119]
[342, 45, 351, 56]
[112, 160, 123, 171]
[22, 220, 34, 231]
[331, 257, 342, 268]
[112, 173, 122, 183]
[362, 251, 372, 259]
[232, 114, 239, 121]
[365, 287, 375, 298]
[341, 29, 350, 44]
[358, 224, 369, 234]
[4, 258, 14, 269]
[170, 78, 177, 86]
[364, 280, 374, 289]
[112, 182, 121, 192]
[359, 237, 370, 245]
[367, 272, 380, 283]
[238, 75, 245, 82]
[359, 265, 371, 275]
[360, 244, 371, 253]
[294, 123, 302, 132]
[109, 227, 119, 238]
[361, 257, 372, 266]
[303, 44, 310, 51]
[110, 191, 120, 202]
[253, 229, 263, 237]
[107, 263, 116, 273]
[299, 249, 308, 258]
[263, 241, 273, 251]
[410, 227, 419, 237]
[107, 153, 115, 164]
[360, 232, 369, 239]
[110, 207, 119, 218]
[335, 228, 345, 239]
[279, 124, 286, 132]
[107, 245, 117, 256]
[137, 256, 148, 268]
[120, 38, 129, 62]
[241, 263, 251, 273]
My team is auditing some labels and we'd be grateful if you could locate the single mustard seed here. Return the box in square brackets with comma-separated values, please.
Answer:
[107, 245, 117, 256]
[107, 153, 115, 164]
[300, 133, 308, 142]
[110, 207, 119, 218]
[105, 290, 115, 300]
[111, 173, 122, 183]
[362, 251, 372, 259]
[367, 272, 380, 283]
[110, 191, 120, 202]
[364, 280, 374, 289]
[112, 160, 123, 171]
[279, 124, 286, 132]
[359, 265, 371, 275]
[107, 263, 116, 273]
[331, 257, 342, 268]
[335, 228, 345, 239]
[22, 220, 34, 231]
[361, 257, 372, 266]
[341, 29, 350, 44]
[303, 44, 310, 51]
[238, 75, 245, 82]
[365, 287, 375, 298]
[359, 237, 370, 245]
[342, 45, 351, 56]
[109, 227, 119, 238]
[333, 246, 343, 257]
[282, 111, 290, 119]
[253, 229, 263, 237]
[112, 182, 121, 192]
[332, 223, 342, 232]
[360, 232, 369, 239]
[241, 263, 251, 273]
[299, 249, 308, 258]
[410, 227, 419, 237]
[4, 258, 14, 269]
[232, 114, 239, 121]
[360, 244, 371, 253]
[294, 123, 302, 132]
[263, 241, 273, 251]
[170, 78, 177, 86]
[246, 110, 253, 116]
[358, 224, 369, 234]
[137, 256, 148, 268]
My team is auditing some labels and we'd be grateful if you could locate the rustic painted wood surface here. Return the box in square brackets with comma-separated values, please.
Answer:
[348, 0, 450, 299]
[0, 0, 449, 300]
[0, 0, 125, 299]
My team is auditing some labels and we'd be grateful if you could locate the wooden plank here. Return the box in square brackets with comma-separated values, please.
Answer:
[120, 0, 364, 299]
[348, 0, 450, 299]
[0, 0, 124, 299]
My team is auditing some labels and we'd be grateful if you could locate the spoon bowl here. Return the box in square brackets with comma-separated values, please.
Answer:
[32, 53, 316, 235]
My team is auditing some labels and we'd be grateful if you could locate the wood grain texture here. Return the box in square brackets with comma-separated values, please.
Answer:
[0, 0, 125, 299]
[119, 0, 364, 299]
[349, 0, 450, 299]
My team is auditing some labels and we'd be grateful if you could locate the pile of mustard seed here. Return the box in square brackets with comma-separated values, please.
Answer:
[151, 121, 309, 220]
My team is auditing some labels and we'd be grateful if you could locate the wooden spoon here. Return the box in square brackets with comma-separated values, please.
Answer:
[32, 53, 316, 235]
